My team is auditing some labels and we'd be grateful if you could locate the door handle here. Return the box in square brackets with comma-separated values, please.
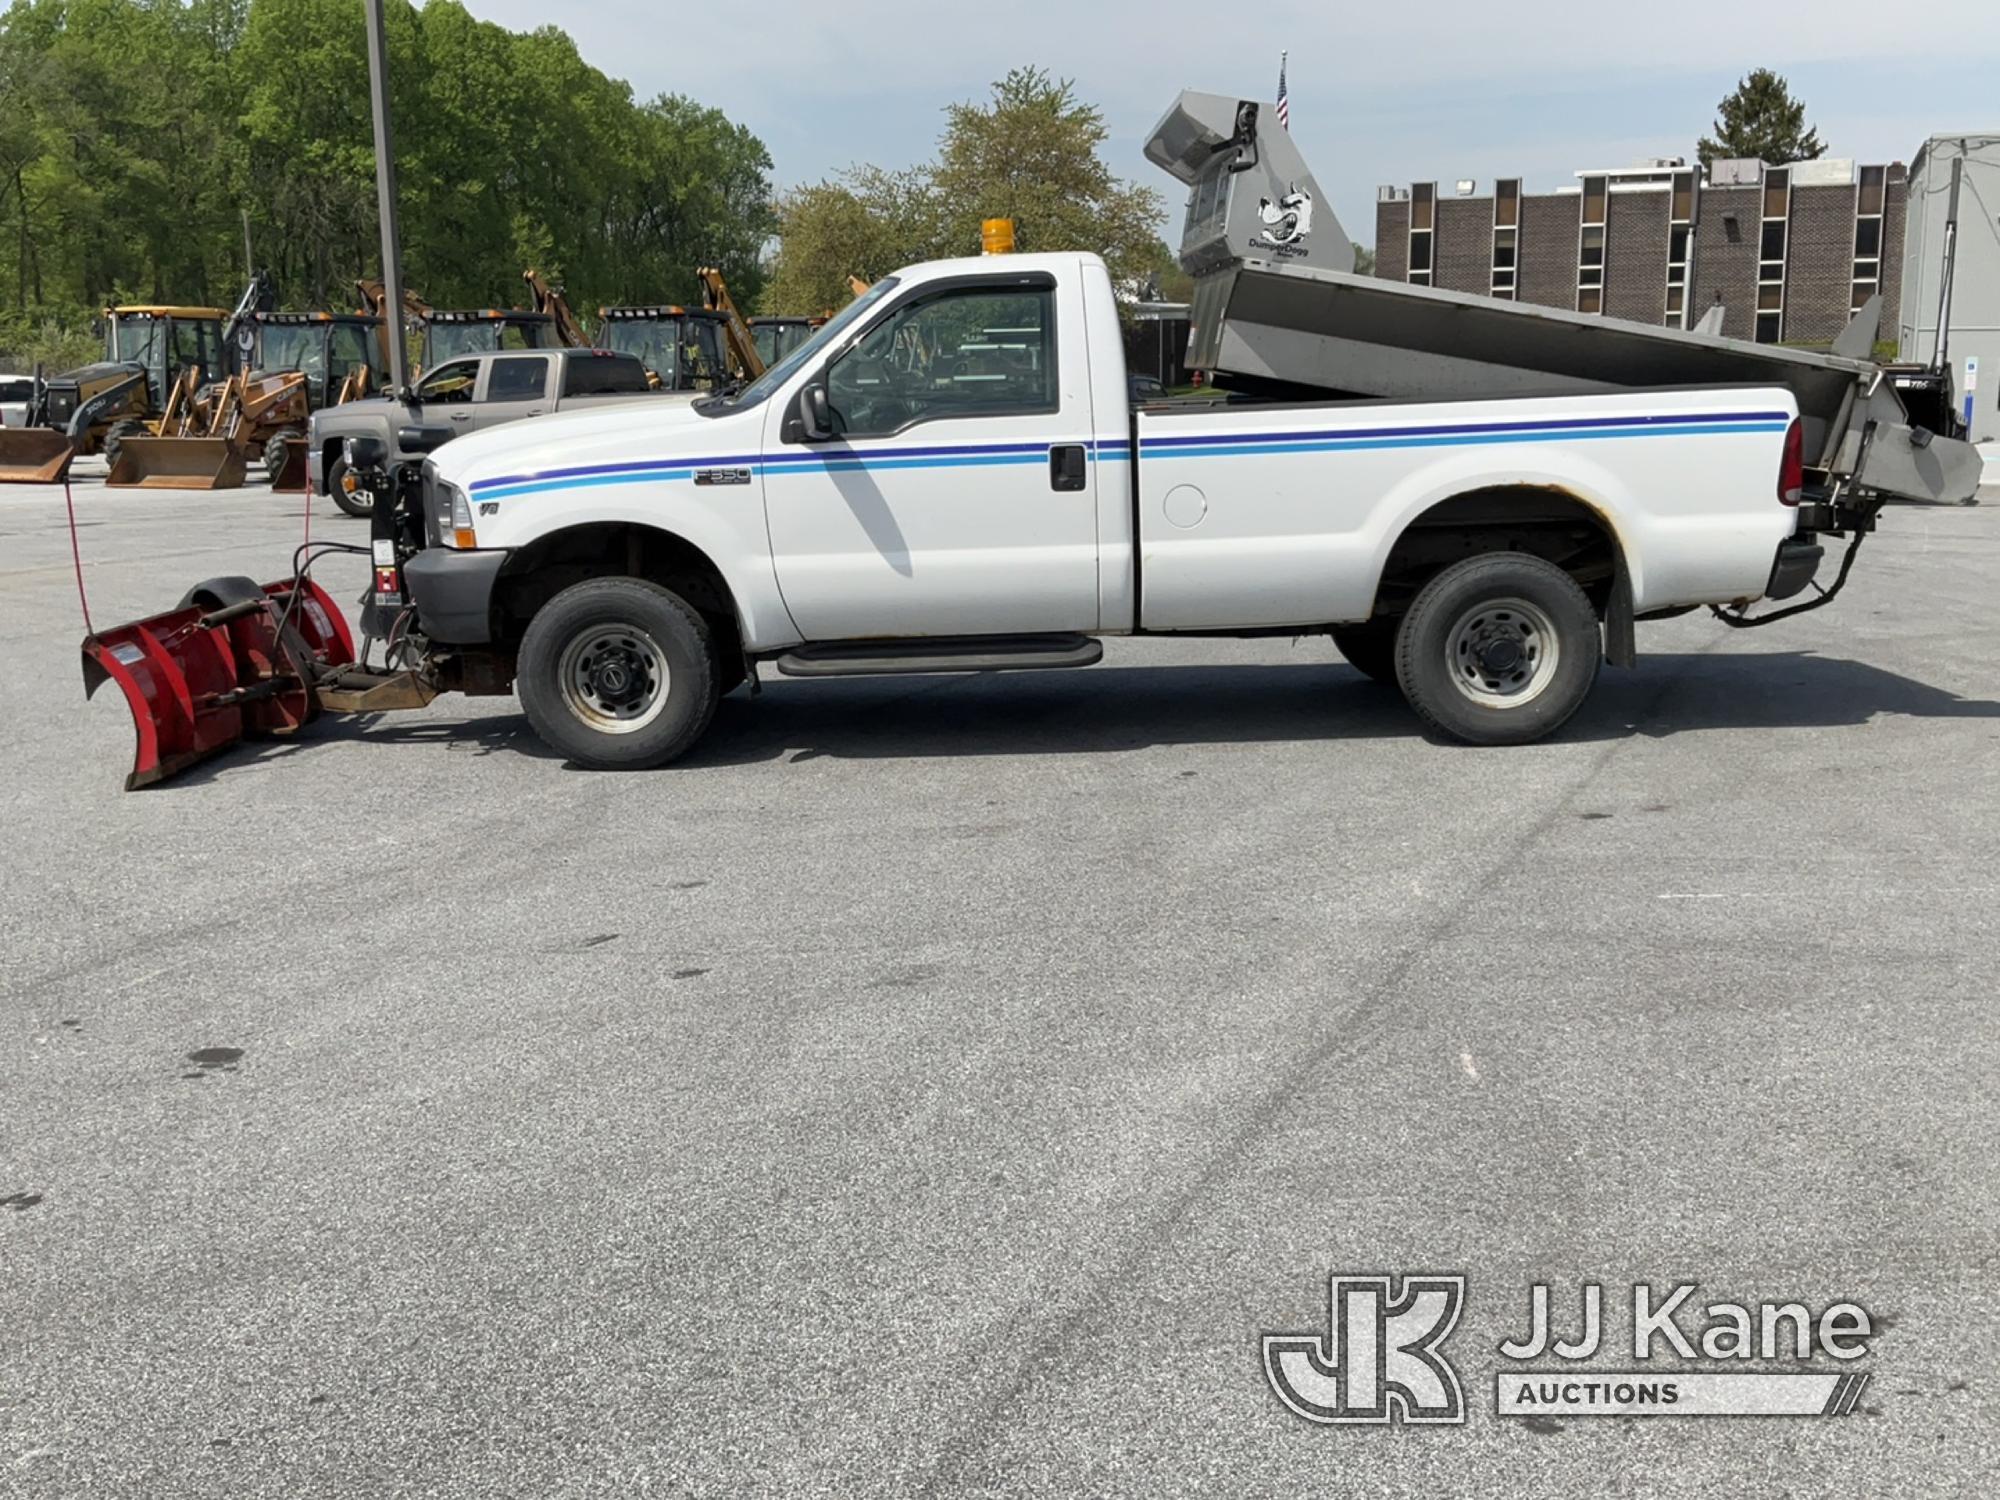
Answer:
[1049, 443, 1087, 492]
[449, 411, 471, 421]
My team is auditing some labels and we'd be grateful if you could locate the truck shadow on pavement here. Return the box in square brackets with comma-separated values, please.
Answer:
[325, 648, 2000, 770]
[254, 649, 2000, 780]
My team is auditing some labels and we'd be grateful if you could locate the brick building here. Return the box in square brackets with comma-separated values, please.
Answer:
[1374, 158, 1906, 347]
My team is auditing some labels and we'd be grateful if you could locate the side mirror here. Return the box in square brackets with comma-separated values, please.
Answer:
[798, 382, 833, 442]
[397, 425, 455, 455]
[344, 435, 390, 469]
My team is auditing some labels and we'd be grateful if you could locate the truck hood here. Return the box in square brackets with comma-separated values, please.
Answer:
[427, 393, 721, 492]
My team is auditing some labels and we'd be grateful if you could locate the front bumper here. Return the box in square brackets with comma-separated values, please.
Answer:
[404, 548, 508, 645]
[305, 445, 324, 494]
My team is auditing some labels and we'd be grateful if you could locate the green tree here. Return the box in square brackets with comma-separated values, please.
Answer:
[765, 67, 1168, 316]
[1697, 69, 1825, 168]
[0, 0, 774, 366]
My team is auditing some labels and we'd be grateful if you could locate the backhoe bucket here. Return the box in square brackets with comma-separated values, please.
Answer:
[106, 436, 247, 490]
[0, 431, 79, 484]
[81, 576, 355, 789]
[268, 436, 309, 492]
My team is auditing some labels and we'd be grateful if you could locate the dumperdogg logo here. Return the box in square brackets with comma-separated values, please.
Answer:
[1255, 187, 1314, 245]
[1263, 1274, 1466, 1424]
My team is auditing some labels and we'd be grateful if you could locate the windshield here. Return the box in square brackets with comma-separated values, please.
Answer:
[426, 322, 503, 363]
[112, 316, 163, 368]
[258, 324, 322, 375]
[717, 279, 900, 413]
[753, 322, 813, 368]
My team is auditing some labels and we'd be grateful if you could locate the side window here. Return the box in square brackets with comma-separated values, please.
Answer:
[486, 355, 549, 402]
[684, 322, 728, 391]
[826, 284, 1055, 437]
[416, 358, 478, 404]
[562, 354, 650, 397]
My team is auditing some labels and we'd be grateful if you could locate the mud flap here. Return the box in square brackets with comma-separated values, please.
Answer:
[0, 431, 80, 484]
[106, 437, 248, 490]
[81, 576, 356, 789]
[1604, 565, 1637, 669]
[268, 436, 309, 492]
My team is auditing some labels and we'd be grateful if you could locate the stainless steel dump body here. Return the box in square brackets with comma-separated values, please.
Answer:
[1144, 91, 1981, 505]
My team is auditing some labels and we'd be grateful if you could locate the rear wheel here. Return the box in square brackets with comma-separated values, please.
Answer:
[516, 577, 719, 770]
[1394, 553, 1601, 745]
[1330, 621, 1398, 685]
[100, 417, 148, 471]
[326, 453, 371, 518]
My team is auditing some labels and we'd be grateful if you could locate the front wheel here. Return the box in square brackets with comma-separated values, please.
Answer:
[326, 453, 372, 518]
[516, 577, 719, 770]
[1394, 553, 1601, 745]
[100, 417, 149, 470]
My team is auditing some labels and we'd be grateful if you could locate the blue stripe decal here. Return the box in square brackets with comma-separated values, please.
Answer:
[1135, 409, 1792, 450]
[465, 412, 1785, 502]
[1139, 421, 1787, 461]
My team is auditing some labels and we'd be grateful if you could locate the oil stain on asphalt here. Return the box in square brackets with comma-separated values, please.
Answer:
[181, 1046, 245, 1080]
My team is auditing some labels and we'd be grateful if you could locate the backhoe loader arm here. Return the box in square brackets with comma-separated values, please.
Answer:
[355, 279, 432, 322]
[523, 270, 591, 349]
[222, 272, 278, 367]
[695, 267, 765, 383]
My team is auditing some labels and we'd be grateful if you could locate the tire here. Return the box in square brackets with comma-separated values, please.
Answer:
[263, 429, 302, 480]
[100, 416, 148, 470]
[326, 452, 371, 518]
[1393, 552, 1601, 746]
[516, 577, 719, 770]
[1330, 621, 1398, 685]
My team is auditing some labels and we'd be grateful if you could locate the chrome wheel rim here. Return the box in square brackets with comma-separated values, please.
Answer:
[558, 624, 670, 733]
[1445, 597, 1560, 706]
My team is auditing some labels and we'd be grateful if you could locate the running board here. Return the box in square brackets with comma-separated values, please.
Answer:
[773, 634, 1103, 678]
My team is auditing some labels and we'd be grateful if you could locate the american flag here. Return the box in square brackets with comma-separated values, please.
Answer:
[1276, 51, 1289, 131]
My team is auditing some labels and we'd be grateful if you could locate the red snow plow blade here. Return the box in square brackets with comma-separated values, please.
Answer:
[81, 575, 355, 789]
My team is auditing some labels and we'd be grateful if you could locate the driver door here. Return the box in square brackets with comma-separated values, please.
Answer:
[761, 273, 1099, 641]
[414, 358, 479, 428]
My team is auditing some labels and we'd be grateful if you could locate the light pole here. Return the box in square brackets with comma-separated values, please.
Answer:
[364, 0, 411, 398]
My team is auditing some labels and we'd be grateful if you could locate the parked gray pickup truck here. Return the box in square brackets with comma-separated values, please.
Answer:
[308, 347, 667, 516]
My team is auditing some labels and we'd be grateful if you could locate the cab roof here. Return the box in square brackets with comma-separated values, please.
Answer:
[427, 308, 551, 324]
[598, 305, 727, 322]
[259, 310, 381, 326]
[107, 305, 227, 319]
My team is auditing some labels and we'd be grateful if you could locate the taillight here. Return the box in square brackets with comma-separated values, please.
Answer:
[1778, 416, 1803, 506]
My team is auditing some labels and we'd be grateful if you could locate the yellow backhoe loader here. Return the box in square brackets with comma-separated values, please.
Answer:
[0, 304, 227, 482]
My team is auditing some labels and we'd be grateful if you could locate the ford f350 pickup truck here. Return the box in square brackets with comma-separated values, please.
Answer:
[407, 245, 1859, 764]
[76, 91, 1978, 789]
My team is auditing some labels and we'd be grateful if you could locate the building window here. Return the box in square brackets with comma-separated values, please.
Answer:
[1408, 182, 1435, 287]
[1492, 179, 1520, 299]
[1665, 170, 1696, 327]
[1852, 165, 1885, 312]
[1576, 175, 1606, 314]
[1756, 167, 1789, 343]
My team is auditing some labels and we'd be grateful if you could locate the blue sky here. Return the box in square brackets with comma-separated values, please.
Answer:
[454, 0, 2000, 251]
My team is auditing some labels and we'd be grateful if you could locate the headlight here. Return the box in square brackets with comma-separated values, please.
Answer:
[437, 480, 476, 548]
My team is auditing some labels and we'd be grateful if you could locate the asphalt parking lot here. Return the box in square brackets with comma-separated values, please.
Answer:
[3, 472, 1997, 1496]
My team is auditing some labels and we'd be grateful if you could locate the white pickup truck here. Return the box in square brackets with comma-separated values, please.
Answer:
[381, 94, 1975, 771]
[396, 247, 1827, 767]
